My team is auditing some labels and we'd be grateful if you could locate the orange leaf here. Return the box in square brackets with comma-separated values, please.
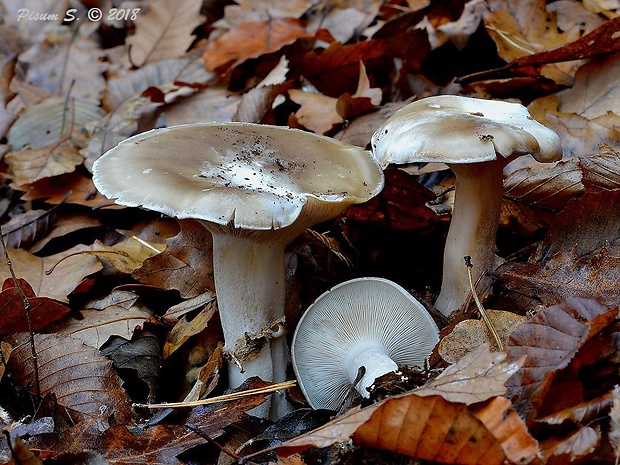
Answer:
[203, 18, 312, 74]
[353, 394, 506, 464]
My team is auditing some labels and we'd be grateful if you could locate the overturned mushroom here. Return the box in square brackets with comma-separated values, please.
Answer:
[292, 277, 439, 411]
[371, 96, 562, 317]
[92, 122, 384, 418]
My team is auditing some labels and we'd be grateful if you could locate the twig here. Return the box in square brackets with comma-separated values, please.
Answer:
[186, 423, 244, 461]
[133, 380, 297, 409]
[0, 233, 40, 398]
[464, 256, 503, 351]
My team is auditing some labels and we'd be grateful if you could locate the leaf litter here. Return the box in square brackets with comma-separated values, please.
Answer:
[0, 0, 620, 464]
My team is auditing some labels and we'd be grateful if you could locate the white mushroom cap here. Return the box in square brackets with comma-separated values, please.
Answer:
[371, 95, 562, 166]
[93, 122, 384, 231]
[292, 277, 439, 411]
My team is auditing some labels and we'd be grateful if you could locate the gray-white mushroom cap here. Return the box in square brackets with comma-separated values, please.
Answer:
[371, 95, 563, 166]
[92, 122, 384, 231]
[292, 277, 439, 411]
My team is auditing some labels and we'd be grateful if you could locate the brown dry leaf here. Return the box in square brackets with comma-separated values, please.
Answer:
[1, 205, 65, 250]
[344, 168, 438, 232]
[505, 298, 617, 419]
[204, 18, 312, 74]
[334, 102, 409, 147]
[353, 394, 506, 464]
[162, 86, 241, 126]
[126, 0, 205, 67]
[105, 51, 214, 110]
[133, 219, 215, 299]
[163, 300, 217, 359]
[539, 425, 601, 464]
[498, 190, 620, 307]
[534, 390, 613, 428]
[0, 278, 70, 336]
[93, 237, 164, 275]
[19, 171, 108, 206]
[218, 0, 311, 28]
[419, 0, 487, 50]
[483, 0, 580, 86]
[501, 158, 584, 235]
[55, 305, 152, 350]
[415, 344, 523, 405]
[18, 30, 108, 101]
[30, 212, 101, 254]
[275, 393, 506, 464]
[288, 90, 342, 134]
[557, 51, 620, 119]
[0, 245, 102, 303]
[439, 310, 527, 363]
[7, 96, 104, 151]
[529, 93, 620, 159]
[6, 332, 134, 424]
[5, 140, 83, 186]
[470, 396, 540, 464]
[0, 341, 12, 381]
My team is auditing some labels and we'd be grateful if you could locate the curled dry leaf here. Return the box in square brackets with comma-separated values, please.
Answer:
[6, 332, 134, 424]
[132, 219, 215, 299]
[539, 425, 601, 464]
[505, 298, 617, 419]
[163, 299, 217, 359]
[415, 344, 524, 405]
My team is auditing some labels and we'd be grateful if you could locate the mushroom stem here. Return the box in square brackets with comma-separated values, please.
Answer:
[434, 160, 505, 316]
[208, 230, 290, 417]
[347, 343, 399, 397]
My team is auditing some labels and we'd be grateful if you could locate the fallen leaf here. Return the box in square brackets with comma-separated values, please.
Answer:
[505, 298, 617, 419]
[5, 140, 84, 187]
[0, 278, 70, 336]
[132, 219, 215, 299]
[203, 18, 312, 74]
[439, 310, 527, 363]
[539, 425, 600, 464]
[288, 89, 342, 134]
[7, 332, 134, 424]
[126, 0, 205, 67]
[163, 300, 217, 359]
[0, 245, 103, 303]
[609, 386, 620, 461]
[415, 344, 523, 405]
[471, 396, 540, 464]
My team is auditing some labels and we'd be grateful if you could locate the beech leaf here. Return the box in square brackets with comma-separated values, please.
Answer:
[6, 332, 134, 424]
[0, 278, 70, 336]
[126, 0, 205, 67]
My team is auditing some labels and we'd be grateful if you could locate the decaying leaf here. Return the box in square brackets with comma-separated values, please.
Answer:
[133, 219, 215, 299]
[7, 332, 134, 424]
[0, 278, 70, 336]
[416, 344, 523, 405]
[505, 298, 617, 419]
[126, 0, 205, 67]
[439, 310, 526, 363]
[163, 299, 217, 359]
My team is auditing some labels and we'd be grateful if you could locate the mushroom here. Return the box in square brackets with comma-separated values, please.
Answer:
[371, 95, 562, 317]
[92, 122, 384, 418]
[291, 277, 439, 411]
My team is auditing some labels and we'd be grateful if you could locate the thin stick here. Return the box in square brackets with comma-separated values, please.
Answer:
[133, 380, 297, 409]
[464, 256, 503, 351]
[0, 233, 40, 398]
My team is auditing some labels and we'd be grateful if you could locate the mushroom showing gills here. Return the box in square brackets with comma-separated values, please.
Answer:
[292, 277, 439, 411]
[92, 122, 384, 418]
[371, 96, 562, 317]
